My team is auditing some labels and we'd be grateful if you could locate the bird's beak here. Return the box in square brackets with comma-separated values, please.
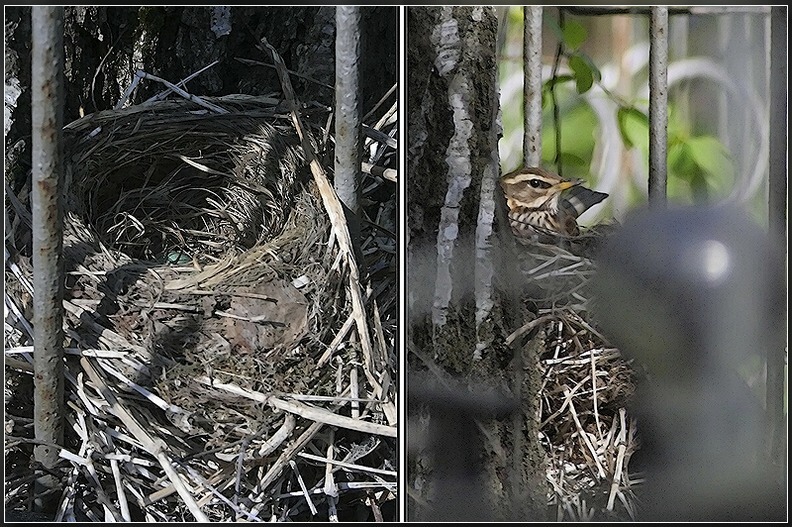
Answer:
[553, 178, 583, 191]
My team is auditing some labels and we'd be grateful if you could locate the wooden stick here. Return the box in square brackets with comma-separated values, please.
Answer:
[255, 36, 388, 411]
[196, 376, 396, 438]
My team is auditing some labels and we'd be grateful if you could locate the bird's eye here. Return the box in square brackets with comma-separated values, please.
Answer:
[529, 179, 549, 189]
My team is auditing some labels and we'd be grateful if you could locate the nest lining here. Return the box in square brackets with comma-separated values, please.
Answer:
[5, 92, 398, 521]
[64, 99, 306, 262]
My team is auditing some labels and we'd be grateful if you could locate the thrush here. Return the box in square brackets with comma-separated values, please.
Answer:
[500, 167, 609, 241]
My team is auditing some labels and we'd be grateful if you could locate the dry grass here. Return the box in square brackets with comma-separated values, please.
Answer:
[5, 76, 398, 521]
[511, 240, 641, 521]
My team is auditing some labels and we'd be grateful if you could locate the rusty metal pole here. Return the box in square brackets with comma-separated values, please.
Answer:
[767, 5, 787, 488]
[648, 7, 669, 207]
[31, 5, 66, 509]
[335, 6, 362, 251]
[523, 6, 543, 168]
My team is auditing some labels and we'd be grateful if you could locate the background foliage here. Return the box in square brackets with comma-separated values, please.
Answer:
[498, 7, 771, 227]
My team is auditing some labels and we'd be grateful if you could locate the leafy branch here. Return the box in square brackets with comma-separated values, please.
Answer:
[543, 11, 735, 202]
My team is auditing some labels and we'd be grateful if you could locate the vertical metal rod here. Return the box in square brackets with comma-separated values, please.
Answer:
[523, 6, 543, 167]
[31, 5, 65, 509]
[648, 7, 669, 207]
[335, 6, 362, 239]
[767, 5, 787, 487]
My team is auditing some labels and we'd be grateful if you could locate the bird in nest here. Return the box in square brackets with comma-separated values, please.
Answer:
[500, 166, 612, 253]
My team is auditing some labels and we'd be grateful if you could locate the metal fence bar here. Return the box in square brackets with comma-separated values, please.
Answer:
[31, 5, 65, 509]
[335, 6, 362, 240]
[648, 6, 669, 207]
[767, 4, 787, 487]
[523, 6, 543, 167]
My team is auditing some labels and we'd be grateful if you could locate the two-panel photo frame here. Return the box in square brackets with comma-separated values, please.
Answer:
[3, 5, 788, 523]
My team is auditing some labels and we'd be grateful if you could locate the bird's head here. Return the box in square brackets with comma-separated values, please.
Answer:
[500, 167, 582, 213]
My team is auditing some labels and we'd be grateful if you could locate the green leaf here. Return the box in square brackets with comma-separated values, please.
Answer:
[542, 75, 575, 109]
[617, 106, 649, 151]
[667, 141, 688, 169]
[577, 52, 602, 83]
[686, 136, 734, 178]
[687, 135, 735, 194]
[567, 52, 600, 94]
[568, 54, 593, 94]
[668, 141, 697, 175]
[562, 20, 587, 51]
[667, 135, 736, 200]
[543, 74, 575, 91]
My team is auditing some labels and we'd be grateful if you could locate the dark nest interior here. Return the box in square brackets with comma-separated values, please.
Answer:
[515, 241, 641, 521]
[5, 89, 398, 521]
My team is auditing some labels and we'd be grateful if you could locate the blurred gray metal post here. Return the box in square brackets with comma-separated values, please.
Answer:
[523, 6, 543, 167]
[767, 5, 787, 485]
[648, 7, 669, 207]
[335, 6, 362, 240]
[31, 5, 66, 508]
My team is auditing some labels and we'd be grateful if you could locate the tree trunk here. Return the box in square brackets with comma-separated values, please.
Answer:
[407, 6, 547, 521]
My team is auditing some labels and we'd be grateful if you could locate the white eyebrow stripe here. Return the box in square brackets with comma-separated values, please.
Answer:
[503, 172, 552, 184]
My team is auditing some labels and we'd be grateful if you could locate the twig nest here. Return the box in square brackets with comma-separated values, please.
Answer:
[56, 97, 354, 426]
[513, 233, 639, 520]
[6, 93, 402, 520]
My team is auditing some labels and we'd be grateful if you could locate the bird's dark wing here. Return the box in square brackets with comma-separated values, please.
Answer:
[561, 186, 608, 219]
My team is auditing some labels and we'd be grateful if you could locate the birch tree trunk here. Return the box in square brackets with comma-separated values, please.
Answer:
[407, 6, 547, 521]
